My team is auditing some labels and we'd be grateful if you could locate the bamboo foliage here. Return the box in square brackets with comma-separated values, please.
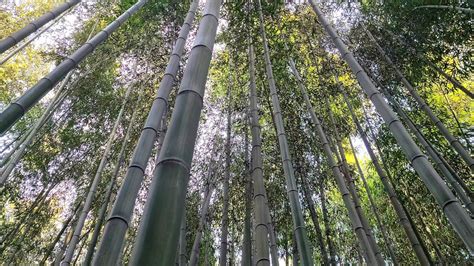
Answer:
[82, 92, 141, 266]
[0, 6, 74, 65]
[382, 29, 474, 99]
[362, 26, 473, 171]
[92, 1, 199, 264]
[348, 136, 398, 265]
[189, 162, 217, 266]
[129, 0, 222, 264]
[0, 0, 147, 134]
[362, 63, 473, 212]
[296, 160, 328, 265]
[0, 81, 68, 185]
[242, 116, 252, 266]
[0, 0, 81, 54]
[325, 96, 385, 265]
[308, 0, 474, 253]
[1, 1, 473, 264]
[60, 84, 135, 265]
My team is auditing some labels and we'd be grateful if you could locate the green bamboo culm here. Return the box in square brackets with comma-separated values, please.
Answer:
[92, 1, 199, 264]
[129, 0, 222, 264]
[308, 0, 474, 253]
[339, 86, 431, 265]
[0, 0, 147, 135]
[248, 43, 271, 266]
[0, 0, 81, 54]
[60, 84, 135, 266]
[189, 151, 217, 266]
[255, 0, 313, 264]
[287, 58, 378, 265]
[82, 91, 141, 266]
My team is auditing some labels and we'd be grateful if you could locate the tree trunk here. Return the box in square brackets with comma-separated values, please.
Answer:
[0, 7, 75, 65]
[348, 137, 399, 265]
[319, 172, 336, 265]
[60, 85, 134, 265]
[340, 88, 431, 265]
[256, 1, 313, 263]
[242, 116, 252, 266]
[189, 178, 215, 266]
[378, 85, 474, 214]
[248, 43, 271, 266]
[292, 234, 299, 266]
[93, 2, 199, 264]
[129, 1, 222, 264]
[179, 208, 187, 266]
[297, 161, 329, 265]
[41, 203, 81, 265]
[0, 0, 81, 54]
[413, 5, 474, 14]
[287, 57, 377, 265]
[83, 94, 141, 266]
[219, 60, 233, 266]
[308, 0, 474, 253]
[363, 66, 473, 209]
[0, 81, 69, 184]
[325, 95, 385, 265]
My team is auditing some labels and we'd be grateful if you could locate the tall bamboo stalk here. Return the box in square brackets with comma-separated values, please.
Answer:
[0, 0, 147, 134]
[0, 183, 55, 249]
[129, 1, 222, 264]
[348, 136, 398, 264]
[256, 1, 313, 263]
[0, 7, 74, 65]
[0, 0, 81, 54]
[363, 26, 473, 171]
[248, 43, 271, 266]
[242, 117, 252, 266]
[60, 85, 134, 265]
[93, 2, 199, 264]
[317, 168, 336, 265]
[413, 5, 474, 14]
[361, 64, 473, 208]
[219, 60, 233, 266]
[308, 0, 474, 253]
[0, 73, 70, 185]
[41, 203, 81, 265]
[179, 208, 187, 266]
[189, 174, 215, 265]
[340, 88, 431, 264]
[189, 138, 219, 265]
[82, 95, 140, 266]
[325, 96, 385, 265]
[297, 161, 329, 266]
[287, 58, 377, 264]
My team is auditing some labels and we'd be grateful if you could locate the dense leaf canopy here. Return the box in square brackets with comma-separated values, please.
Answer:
[0, 0, 472, 264]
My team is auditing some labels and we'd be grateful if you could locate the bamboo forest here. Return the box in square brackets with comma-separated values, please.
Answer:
[0, 0, 473, 264]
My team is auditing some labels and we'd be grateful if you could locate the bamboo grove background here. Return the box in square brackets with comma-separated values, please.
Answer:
[0, 0, 472, 264]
